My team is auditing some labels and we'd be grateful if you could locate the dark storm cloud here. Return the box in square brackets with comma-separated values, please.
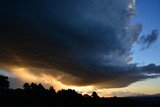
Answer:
[0, 0, 160, 88]
[138, 30, 159, 49]
[140, 64, 160, 74]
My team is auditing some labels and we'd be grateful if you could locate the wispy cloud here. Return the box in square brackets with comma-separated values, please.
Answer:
[138, 30, 159, 50]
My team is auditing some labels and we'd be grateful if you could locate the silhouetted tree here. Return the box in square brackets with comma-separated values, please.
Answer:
[30, 83, 38, 90]
[49, 86, 56, 95]
[92, 91, 99, 98]
[0, 75, 9, 90]
[37, 83, 45, 90]
[57, 89, 81, 98]
[23, 83, 30, 90]
[84, 94, 90, 97]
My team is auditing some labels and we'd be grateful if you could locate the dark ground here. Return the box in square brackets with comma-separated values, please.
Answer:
[0, 75, 160, 107]
[1, 88, 160, 107]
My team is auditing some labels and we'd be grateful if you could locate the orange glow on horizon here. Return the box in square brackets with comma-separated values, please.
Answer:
[7, 66, 160, 97]
[10, 67, 94, 94]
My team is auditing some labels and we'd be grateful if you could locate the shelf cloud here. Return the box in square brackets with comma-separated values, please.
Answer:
[0, 0, 160, 88]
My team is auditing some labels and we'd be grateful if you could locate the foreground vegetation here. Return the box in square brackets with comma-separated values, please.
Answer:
[0, 75, 160, 107]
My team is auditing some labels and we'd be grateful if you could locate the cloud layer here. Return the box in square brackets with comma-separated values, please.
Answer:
[0, 0, 160, 88]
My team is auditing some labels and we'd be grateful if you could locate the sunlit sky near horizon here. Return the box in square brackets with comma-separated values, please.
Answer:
[0, 0, 160, 97]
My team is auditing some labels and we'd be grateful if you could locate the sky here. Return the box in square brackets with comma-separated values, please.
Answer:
[0, 0, 160, 97]
[132, 0, 160, 66]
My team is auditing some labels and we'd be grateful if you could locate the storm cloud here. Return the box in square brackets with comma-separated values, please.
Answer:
[0, 0, 160, 88]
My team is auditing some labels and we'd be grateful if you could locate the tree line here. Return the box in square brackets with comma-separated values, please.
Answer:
[0, 75, 159, 107]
